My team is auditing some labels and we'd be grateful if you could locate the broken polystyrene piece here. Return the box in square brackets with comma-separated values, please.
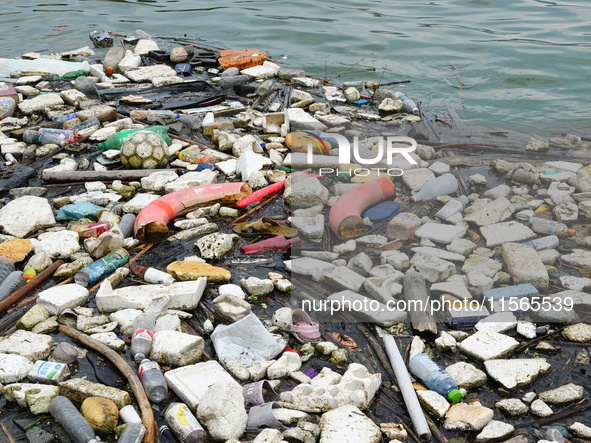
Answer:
[95, 277, 206, 312]
[211, 313, 287, 367]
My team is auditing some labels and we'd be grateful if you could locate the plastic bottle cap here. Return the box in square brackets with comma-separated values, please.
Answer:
[105, 67, 114, 76]
[447, 389, 462, 403]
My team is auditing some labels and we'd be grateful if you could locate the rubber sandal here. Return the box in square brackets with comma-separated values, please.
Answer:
[272, 308, 321, 343]
[242, 380, 276, 406]
[233, 217, 296, 238]
[246, 402, 286, 431]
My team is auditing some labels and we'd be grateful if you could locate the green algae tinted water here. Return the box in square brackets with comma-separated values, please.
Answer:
[0, 0, 589, 122]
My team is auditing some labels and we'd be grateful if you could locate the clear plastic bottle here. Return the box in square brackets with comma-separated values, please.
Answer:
[118, 422, 146, 443]
[435, 195, 469, 220]
[394, 91, 419, 115]
[130, 109, 181, 123]
[277, 68, 304, 80]
[74, 76, 99, 99]
[49, 396, 99, 443]
[52, 113, 77, 127]
[410, 173, 459, 202]
[408, 353, 462, 403]
[118, 213, 137, 239]
[165, 402, 208, 443]
[131, 312, 156, 364]
[139, 359, 168, 403]
[219, 75, 251, 89]
[103, 46, 125, 76]
[523, 235, 560, 251]
[256, 79, 275, 97]
[0, 97, 16, 120]
[530, 217, 575, 236]
[71, 117, 101, 138]
[97, 126, 170, 151]
[23, 130, 70, 147]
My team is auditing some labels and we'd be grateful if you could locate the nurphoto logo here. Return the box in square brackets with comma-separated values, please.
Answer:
[306, 132, 418, 177]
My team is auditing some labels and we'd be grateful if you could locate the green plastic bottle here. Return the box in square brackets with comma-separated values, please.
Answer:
[59, 69, 87, 81]
[97, 126, 171, 151]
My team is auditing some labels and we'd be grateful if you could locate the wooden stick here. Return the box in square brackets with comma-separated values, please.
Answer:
[0, 260, 63, 315]
[1, 424, 16, 443]
[403, 272, 437, 335]
[58, 325, 155, 443]
[40, 169, 178, 183]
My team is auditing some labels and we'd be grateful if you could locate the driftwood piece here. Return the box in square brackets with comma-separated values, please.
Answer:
[58, 325, 155, 443]
[40, 169, 178, 183]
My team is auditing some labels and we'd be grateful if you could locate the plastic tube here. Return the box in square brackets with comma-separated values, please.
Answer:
[328, 177, 396, 239]
[134, 182, 251, 243]
[236, 180, 286, 209]
[382, 335, 432, 442]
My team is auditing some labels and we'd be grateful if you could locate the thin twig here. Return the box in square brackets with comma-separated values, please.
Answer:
[1, 424, 16, 443]
[326, 51, 375, 82]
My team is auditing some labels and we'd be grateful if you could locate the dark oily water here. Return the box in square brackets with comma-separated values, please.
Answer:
[1, 0, 590, 121]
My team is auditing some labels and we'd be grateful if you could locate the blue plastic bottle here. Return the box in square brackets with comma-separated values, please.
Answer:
[408, 353, 462, 403]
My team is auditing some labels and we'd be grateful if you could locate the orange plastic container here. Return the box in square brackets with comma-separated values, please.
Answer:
[218, 49, 268, 70]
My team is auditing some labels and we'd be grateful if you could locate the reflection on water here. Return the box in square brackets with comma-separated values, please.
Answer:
[0, 0, 590, 121]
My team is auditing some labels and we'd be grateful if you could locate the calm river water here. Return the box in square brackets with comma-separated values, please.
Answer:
[1, 0, 590, 121]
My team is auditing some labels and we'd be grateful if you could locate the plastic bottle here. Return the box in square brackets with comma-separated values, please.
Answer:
[49, 396, 99, 443]
[22, 130, 69, 147]
[219, 75, 251, 89]
[165, 402, 208, 443]
[74, 248, 129, 287]
[0, 97, 17, 120]
[0, 256, 15, 287]
[408, 353, 462, 403]
[118, 423, 147, 443]
[277, 68, 304, 80]
[530, 217, 575, 236]
[35, 128, 77, 141]
[177, 148, 216, 166]
[386, 212, 422, 241]
[256, 79, 275, 97]
[130, 109, 181, 123]
[60, 69, 87, 81]
[435, 195, 469, 220]
[211, 120, 235, 143]
[139, 359, 168, 403]
[52, 113, 78, 127]
[0, 271, 26, 303]
[523, 235, 560, 251]
[131, 312, 156, 363]
[394, 91, 419, 115]
[103, 46, 125, 76]
[97, 126, 170, 151]
[158, 422, 181, 443]
[119, 213, 137, 239]
[74, 76, 99, 98]
[71, 117, 101, 138]
[178, 114, 202, 131]
[201, 112, 215, 137]
[410, 173, 459, 202]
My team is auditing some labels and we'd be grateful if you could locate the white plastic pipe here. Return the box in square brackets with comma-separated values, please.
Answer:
[383, 335, 432, 442]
